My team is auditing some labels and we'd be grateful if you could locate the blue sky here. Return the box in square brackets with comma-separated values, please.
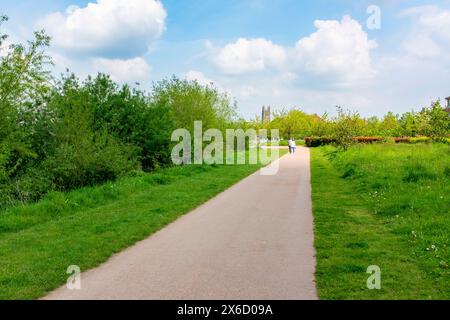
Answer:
[1, 0, 450, 118]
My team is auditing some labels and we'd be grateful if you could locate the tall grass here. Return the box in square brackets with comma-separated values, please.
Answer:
[337, 144, 450, 278]
[312, 143, 450, 299]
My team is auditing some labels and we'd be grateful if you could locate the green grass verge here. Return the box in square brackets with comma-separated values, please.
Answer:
[0, 150, 285, 300]
[311, 144, 450, 299]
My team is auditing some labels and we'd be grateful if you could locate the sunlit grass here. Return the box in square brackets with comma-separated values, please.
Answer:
[311, 143, 450, 299]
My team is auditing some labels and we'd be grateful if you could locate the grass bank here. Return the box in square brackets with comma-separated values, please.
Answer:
[0, 151, 284, 300]
[311, 143, 450, 299]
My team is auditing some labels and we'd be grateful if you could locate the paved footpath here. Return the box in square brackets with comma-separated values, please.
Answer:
[44, 147, 317, 300]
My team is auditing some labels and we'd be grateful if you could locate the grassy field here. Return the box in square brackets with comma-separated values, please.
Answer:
[0, 151, 284, 300]
[311, 143, 450, 299]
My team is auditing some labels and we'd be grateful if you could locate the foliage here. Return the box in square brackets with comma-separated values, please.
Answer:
[305, 137, 336, 148]
[306, 136, 385, 148]
[151, 77, 237, 133]
[0, 17, 238, 208]
[409, 136, 431, 144]
[353, 136, 384, 143]
[263, 101, 449, 143]
[0, 17, 53, 207]
[270, 108, 312, 138]
[53, 74, 176, 171]
[331, 107, 362, 150]
[424, 101, 450, 139]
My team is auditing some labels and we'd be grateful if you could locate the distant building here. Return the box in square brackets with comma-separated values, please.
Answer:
[445, 97, 450, 113]
[261, 106, 271, 123]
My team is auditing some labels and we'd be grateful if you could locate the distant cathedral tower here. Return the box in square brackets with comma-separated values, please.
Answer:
[261, 106, 271, 123]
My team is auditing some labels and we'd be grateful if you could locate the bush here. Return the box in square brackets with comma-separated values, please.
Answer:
[353, 137, 384, 143]
[305, 136, 383, 147]
[409, 136, 431, 144]
[394, 136, 433, 144]
[151, 77, 237, 133]
[305, 137, 336, 148]
[84, 75, 176, 170]
[332, 107, 362, 150]
[11, 167, 54, 204]
[395, 137, 410, 144]
[42, 133, 137, 192]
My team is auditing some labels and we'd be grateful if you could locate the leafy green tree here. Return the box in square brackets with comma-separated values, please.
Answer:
[269, 108, 317, 139]
[332, 107, 361, 150]
[151, 77, 237, 133]
[80, 74, 176, 170]
[366, 116, 380, 136]
[380, 112, 401, 137]
[0, 17, 52, 205]
[310, 113, 333, 137]
[37, 74, 138, 193]
[424, 101, 450, 139]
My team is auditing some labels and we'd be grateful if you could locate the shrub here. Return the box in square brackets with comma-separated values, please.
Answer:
[353, 137, 384, 143]
[394, 136, 435, 144]
[151, 77, 237, 133]
[305, 136, 383, 147]
[395, 137, 410, 144]
[305, 137, 336, 148]
[83, 75, 176, 170]
[12, 167, 54, 204]
[41, 134, 137, 192]
[332, 107, 362, 150]
[409, 136, 431, 144]
[425, 101, 450, 139]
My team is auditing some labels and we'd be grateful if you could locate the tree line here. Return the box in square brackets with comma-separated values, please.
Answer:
[0, 19, 236, 208]
[250, 103, 450, 143]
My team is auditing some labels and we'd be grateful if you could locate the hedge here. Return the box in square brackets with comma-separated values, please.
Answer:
[305, 136, 384, 147]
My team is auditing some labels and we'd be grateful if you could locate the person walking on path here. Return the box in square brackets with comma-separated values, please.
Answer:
[289, 138, 297, 154]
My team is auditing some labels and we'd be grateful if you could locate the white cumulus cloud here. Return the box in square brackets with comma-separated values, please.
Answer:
[93, 57, 151, 83]
[38, 0, 167, 58]
[294, 15, 378, 85]
[213, 38, 287, 74]
[399, 6, 450, 59]
[211, 16, 377, 87]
